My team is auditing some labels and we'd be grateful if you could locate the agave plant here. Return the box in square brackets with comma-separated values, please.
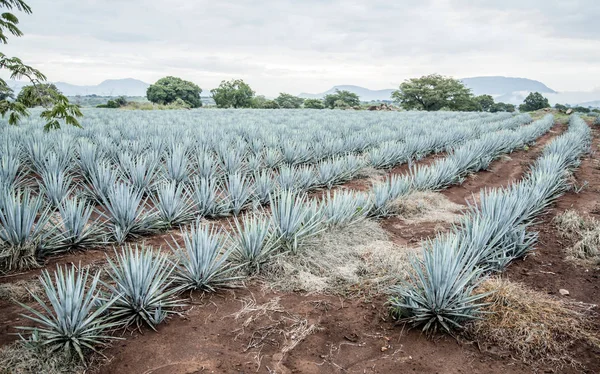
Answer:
[119, 152, 161, 193]
[0, 189, 57, 270]
[269, 190, 324, 253]
[230, 213, 278, 272]
[369, 175, 412, 217]
[389, 234, 490, 335]
[252, 169, 275, 205]
[321, 190, 369, 227]
[191, 176, 224, 217]
[83, 161, 120, 203]
[151, 180, 195, 228]
[17, 265, 121, 362]
[164, 144, 190, 184]
[57, 197, 105, 249]
[104, 245, 181, 330]
[40, 168, 74, 207]
[223, 172, 254, 216]
[171, 221, 240, 292]
[0, 155, 21, 191]
[100, 183, 160, 243]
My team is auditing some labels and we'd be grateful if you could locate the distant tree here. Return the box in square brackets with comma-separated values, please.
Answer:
[554, 103, 568, 112]
[473, 94, 495, 112]
[592, 108, 600, 114]
[490, 102, 515, 113]
[303, 98, 325, 109]
[261, 100, 280, 109]
[573, 106, 591, 113]
[323, 89, 360, 109]
[96, 95, 128, 109]
[274, 93, 304, 109]
[518, 92, 550, 112]
[211, 79, 255, 108]
[392, 74, 474, 111]
[16, 83, 61, 107]
[146, 76, 202, 108]
[0, 0, 82, 130]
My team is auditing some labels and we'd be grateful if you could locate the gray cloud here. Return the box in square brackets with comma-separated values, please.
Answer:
[2, 0, 599, 95]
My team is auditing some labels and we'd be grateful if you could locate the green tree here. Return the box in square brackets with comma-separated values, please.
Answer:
[490, 102, 515, 113]
[16, 83, 60, 107]
[211, 79, 255, 108]
[146, 76, 202, 108]
[323, 89, 360, 109]
[0, 0, 82, 130]
[473, 94, 495, 112]
[554, 103, 568, 112]
[303, 98, 325, 109]
[274, 93, 304, 109]
[518, 92, 550, 112]
[251, 95, 279, 109]
[392, 74, 474, 111]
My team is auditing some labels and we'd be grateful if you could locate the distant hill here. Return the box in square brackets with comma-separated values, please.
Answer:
[299, 85, 395, 102]
[7, 78, 150, 96]
[461, 76, 556, 96]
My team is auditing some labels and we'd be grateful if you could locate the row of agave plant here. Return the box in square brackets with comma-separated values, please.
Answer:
[15, 187, 372, 362]
[369, 114, 555, 216]
[389, 114, 592, 334]
[0, 113, 531, 271]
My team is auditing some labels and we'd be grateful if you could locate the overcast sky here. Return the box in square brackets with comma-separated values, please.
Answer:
[4, 0, 600, 96]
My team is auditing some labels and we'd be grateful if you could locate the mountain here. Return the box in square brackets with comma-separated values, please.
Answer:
[461, 76, 556, 96]
[299, 85, 395, 102]
[7, 78, 150, 96]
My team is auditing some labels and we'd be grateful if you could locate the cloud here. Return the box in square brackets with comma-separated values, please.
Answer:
[1, 0, 599, 95]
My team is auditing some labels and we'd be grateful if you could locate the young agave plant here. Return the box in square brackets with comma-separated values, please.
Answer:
[224, 172, 254, 216]
[100, 183, 159, 243]
[57, 197, 105, 249]
[191, 176, 224, 217]
[104, 245, 181, 330]
[389, 233, 490, 335]
[119, 152, 161, 193]
[321, 190, 369, 227]
[17, 265, 120, 362]
[171, 222, 240, 292]
[40, 168, 74, 207]
[164, 144, 190, 184]
[230, 213, 278, 272]
[151, 180, 195, 228]
[0, 155, 21, 191]
[83, 162, 120, 203]
[0, 189, 56, 270]
[369, 175, 412, 217]
[252, 169, 275, 205]
[269, 190, 324, 253]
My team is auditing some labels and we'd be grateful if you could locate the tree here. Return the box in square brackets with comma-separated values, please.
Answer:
[16, 83, 60, 107]
[211, 79, 255, 108]
[303, 98, 325, 109]
[490, 102, 515, 113]
[96, 96, 127, 109]
[554, 103, 568, 112]
[518, 92, 550, 112]
[251, 95, 279, 109]
[323, 89, 360, 109]
[473, 94, 495, 112]
[0, 0, 82, 130]
[274, 93, 304, 109]
[391, 74, 474, 111]
[146, 76, 202, 108]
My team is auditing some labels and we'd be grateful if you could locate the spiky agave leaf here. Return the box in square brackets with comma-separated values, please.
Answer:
[16, 265, 121, 362]
[321, 190, 369, 227]
[191, 176, 225, 217]
[104, 245, 182, 330]
[171, 221, 241, 292]
[252, 169, 275, 205]
[223, 172, 254, 216]
[39, 168, 74, 207]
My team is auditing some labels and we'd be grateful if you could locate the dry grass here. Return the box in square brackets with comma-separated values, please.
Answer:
[355, 166, 387, 180]
[468, 278, 599, 367]
[0, 341, 86, 374]
[390, 191, 464, 224]
[262, 220, 416, 295]
[0, 279, 40, 302]
[554, 210, 600, 263]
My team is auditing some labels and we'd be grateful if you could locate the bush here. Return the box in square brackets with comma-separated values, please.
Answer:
[303, 98, 325, 109]
[518, 92, 550, 112]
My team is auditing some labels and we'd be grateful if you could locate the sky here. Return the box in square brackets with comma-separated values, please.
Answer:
[4, 0, 600, 96]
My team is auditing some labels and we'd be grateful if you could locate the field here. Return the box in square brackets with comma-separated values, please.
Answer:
[0, 109, 599, 373]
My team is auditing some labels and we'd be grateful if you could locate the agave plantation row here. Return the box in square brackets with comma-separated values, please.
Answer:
[0, 109, 571, 363]
[390, 115, 591, 333]
[0, 109, 531, 270]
